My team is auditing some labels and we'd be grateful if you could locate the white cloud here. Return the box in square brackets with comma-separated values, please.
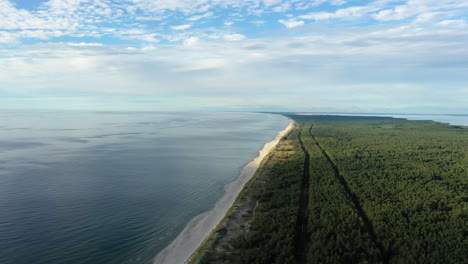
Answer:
[0, 0, 467, 112]
[68, 42, 104, 47]
[300, 6, 380, 20]
[437, 19, 467, 28]
[142, 45, 157, 51]
[44, 0, 89, 13]
[296, 0, 468, 25]
[250, 20, 267, 26]
[0, 0, 61, 30]
[373, 0, 468, 21]
[272, 2, 291, 12]
[112, 29, 161, 42]
[294, 0, 347, 10]
[0, 31, 17, 43]
[171, 24, 192, 30]
[262, 0, 282, 7]
[223, 34, 246, 41]
[183, 36, 200, 46]
[187, 12, 213, 21]
[177, 58, 227, 71]
[279, 19, 305, 28]
[3, 0, 463, 45]
[413, 12, 449, 24]
[1, 18, 467, 112]
[299, 12, 336, 20]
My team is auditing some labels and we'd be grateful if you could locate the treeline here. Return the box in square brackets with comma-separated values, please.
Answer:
[293, 115, 467, 263]
[199, 115, 467, 263]
[226, 126, 305, 263]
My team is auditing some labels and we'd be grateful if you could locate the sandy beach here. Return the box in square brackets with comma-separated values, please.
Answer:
[153, 119, 293, 264]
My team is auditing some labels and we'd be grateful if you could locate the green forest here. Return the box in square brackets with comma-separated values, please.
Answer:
[231, 127, 304, 264]
[201, 115, 467, 264]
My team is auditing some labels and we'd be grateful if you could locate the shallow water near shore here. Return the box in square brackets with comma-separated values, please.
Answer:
[0, 111, 289, 264]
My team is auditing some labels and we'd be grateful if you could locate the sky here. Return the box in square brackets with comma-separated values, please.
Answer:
[1, 0, 467, 113]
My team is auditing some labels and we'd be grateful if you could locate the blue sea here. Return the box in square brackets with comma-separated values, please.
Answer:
[0, 111, 289, 264]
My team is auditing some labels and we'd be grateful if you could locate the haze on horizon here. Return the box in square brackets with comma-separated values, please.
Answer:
[1, 0, 467, 113]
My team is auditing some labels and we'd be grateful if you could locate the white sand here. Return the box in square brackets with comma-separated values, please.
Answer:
[153, 119, 293, 264]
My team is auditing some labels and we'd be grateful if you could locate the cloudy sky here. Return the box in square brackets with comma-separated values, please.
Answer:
[1, 0, 467, 113]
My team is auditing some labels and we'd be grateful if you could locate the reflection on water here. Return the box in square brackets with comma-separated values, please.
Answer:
[0, 111, 289, 264]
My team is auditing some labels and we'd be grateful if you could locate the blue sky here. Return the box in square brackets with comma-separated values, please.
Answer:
[1, 0, 467, 113]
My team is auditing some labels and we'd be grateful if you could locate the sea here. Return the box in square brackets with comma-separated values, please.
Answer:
[0, 111, 466, 264]
[0, 111, 289, 264]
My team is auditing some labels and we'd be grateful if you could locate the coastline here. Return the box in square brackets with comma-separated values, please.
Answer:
[153, 118, 293, 264]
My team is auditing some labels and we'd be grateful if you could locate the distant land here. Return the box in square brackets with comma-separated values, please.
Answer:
[191, 114, 467, 264]
[259, 113, 468, 126]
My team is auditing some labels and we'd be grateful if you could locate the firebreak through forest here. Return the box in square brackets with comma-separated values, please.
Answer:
[197, 115, 467, 264]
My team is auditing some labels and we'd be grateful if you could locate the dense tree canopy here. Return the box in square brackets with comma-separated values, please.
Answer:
[198, 115, 467, 264]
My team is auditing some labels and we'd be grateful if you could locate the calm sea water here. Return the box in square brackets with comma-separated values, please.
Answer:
[0, 111, 289, 264]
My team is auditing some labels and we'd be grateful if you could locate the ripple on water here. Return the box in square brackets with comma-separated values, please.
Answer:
[0, 111, 289, 264]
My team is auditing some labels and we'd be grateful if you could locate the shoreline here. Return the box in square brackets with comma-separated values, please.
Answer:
[153, 119, 293, 264]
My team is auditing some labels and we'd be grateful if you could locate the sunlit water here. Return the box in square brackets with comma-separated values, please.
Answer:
[0, 111, 289, 264]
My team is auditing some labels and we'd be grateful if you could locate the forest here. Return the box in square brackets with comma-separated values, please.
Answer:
[195, 115, 467, 264]
[197, 124, 305, 264]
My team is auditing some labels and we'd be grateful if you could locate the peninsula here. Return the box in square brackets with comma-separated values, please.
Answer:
[190, 114, 467, 264]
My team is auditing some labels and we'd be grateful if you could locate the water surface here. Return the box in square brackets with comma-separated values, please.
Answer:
[0, 111, 289, 264]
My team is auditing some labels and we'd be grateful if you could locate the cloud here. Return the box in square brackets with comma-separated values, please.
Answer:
[187, 12, 213, 21]
[183, 36, 200, 45]
[123, 0, 342, 16]
[0, 0, 467, 112]
[278, 19, 305, 28]
[171, 24, 192, 30]
[2, 20, 467, 97]
[300, 6, 380, 20]
[272, 2, 291, 12]
[177, 58, 227, 71]
[0, 0, 361, 44]
[0, 31, 16, 43]
[437, 19, 467, 28]
[250, 20, 267, 26]
[68, 42, 104, 47]
[109, 28, 161, 42]
[372, 0, 468, 21]
[296, 0, 468, 25]
[223, 34, 246, 41]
